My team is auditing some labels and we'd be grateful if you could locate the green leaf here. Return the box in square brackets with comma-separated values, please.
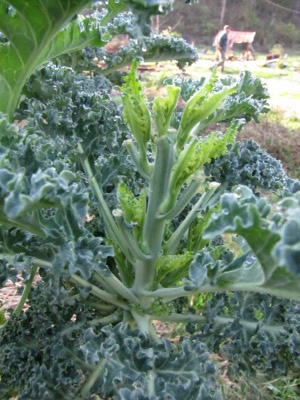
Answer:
[190, 292, 300, 376]
[120, 59, 151, 148]
[0, 309, 5, 325]
[81, 323, 222, 399]
[153, 85, 180, 137]
[154, 252, 193, 285]
[176, 70, 238, 150]
[118, 182, 146, 239]
[203, 186, 300, 300]
[0, 0, 95, 120]
[188, 252, 211, 287]
[203, 187, 280, 280]
[38, 13, 108, 66]
[273, 194, 300, 276]
[100, 0, 128, 27]
[166, 119, 242, 211]
[187, 208, 217, 252]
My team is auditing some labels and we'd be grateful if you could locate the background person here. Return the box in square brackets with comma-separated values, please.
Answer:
[212, 25, 231, 72]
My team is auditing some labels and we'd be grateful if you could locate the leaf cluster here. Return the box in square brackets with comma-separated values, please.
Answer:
[187, 292, 300, 377]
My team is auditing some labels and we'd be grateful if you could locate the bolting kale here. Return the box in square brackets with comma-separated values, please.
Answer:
[0, 2, 299, 398]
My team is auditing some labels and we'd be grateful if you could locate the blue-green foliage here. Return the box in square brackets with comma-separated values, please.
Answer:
[55, 11, 199, 79]
[204, 139, 288, 192]
[0, 283, 221, 400]
[0, 284, 88, 400]
[58, 36, 199, 75]
[16, 63, 141, 210]
[81, 323, 222, 400]
[187, 292, 300, 376]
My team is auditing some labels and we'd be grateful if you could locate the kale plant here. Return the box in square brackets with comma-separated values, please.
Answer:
[0, 1, 299, 399]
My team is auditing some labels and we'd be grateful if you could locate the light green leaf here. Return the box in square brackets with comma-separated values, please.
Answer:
[0, 0, 109, 120]
[176, 71, 238, 150]
[120, 59, 151, 148]
[165, 119, 242, 211]
[153, 85, 180, 137]
[118, 182, 146, 241]
[154, 252, 193, 286]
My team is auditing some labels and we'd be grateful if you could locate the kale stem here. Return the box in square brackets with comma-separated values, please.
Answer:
[131, 310, 151, 335]
[79, 360, 106, 400]
[93, 273, 118, 293]
[13, 264, 38, 316]
[0, 211, 46, 238]
[164, 189, 213, 255]
[133, 135, 174, 294]
[69, 274, 128, 309]
[124, 139, 151, 179]
[89, 311, 122, 326]
[158, 179, 202, 220]
[31, 258, 52, 268]
[150, 313, 206, 323]
[113, 209, 151, 261]
[94, 271, 140, 304]
[150, 313, 286, 335]
[143, 281, 300, 302]
[78, 143, 135, 265]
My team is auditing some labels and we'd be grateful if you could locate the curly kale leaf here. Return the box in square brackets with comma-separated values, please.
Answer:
[204, 139, 287, 192]
[153, 85, 181, 137]
[120, 59, 151, 148]
[164, 75, 206, 102]
[0, 282, 104, 400]
[165, 120, 242, 210]
[202, 186, 300, 300]
[273, 194, 300, 275]
[16, 63, 141, 211]
[187, 292, 300, 376]
[81, 323, 222, 400]
[0, 0, 95, 119]
[104, 35, 199, 71]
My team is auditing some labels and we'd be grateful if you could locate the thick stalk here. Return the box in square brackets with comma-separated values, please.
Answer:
[131, 310, 159, 340]
[133, 136, 174, 294]
[113, 209, 151, 262]
[93, 273, 118, 294]
[89, 311, 122, 326]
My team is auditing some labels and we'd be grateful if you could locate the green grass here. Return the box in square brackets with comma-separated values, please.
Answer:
[221, 373, 300, 400]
